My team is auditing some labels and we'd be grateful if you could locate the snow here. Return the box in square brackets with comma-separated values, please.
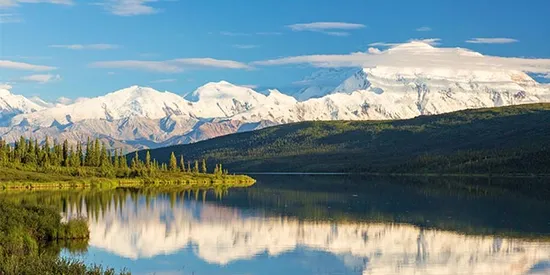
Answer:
[3, 42, 550, 149]
[0, 87, 45, 122]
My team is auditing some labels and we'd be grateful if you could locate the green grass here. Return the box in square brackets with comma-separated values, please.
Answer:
[145, 103, 550, 174]
[0, 199, 130, 275]
[0, 167, 255, 190]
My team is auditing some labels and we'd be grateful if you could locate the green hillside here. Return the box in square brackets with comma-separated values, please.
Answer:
[145, 103, 550, 174]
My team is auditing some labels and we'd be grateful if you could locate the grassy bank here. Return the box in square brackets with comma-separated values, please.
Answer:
[0, 199, 129, 275]
[0, 167, 255, 190]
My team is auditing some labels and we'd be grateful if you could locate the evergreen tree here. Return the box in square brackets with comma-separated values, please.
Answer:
[201, 159, 207, 173]
[76, 141, 83, 167]
[193, 160, 199, 173]
[145, 151, 152, 169]
[62, 140, 69, 167]
[169, 152, 178, 171]
[113, 149, 120, 168]
[84, 137, 92, 166]
[93, 139, 101, 167]
[179, 155, 185, 172]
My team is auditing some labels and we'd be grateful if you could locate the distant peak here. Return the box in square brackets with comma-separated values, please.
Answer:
[200, 80, 236, 88]
[0, 89, 11, 97]
[387, 41, 437, 52]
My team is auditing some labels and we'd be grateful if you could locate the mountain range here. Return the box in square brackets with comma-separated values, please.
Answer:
[1, 42, 549, 151]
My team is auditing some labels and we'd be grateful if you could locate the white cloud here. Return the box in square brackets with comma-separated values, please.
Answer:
[466, 38, 519, 44]
[172, 58, 252, 69]
[98, 0, 160, 16]
[90, 58, 252, 73]
[233, 44, 259, 49]
[287, 22, 365, 36]
[251, 41, 550, 75]
[241, 84, 258, 89]
[50, 44, 120, 50]
[20, 74, 61, 83]
[0, 83, 12, 90]
[369, 38, 441, 47]
[0, 13, 22, 23]
[0, 60, 56, 71]
[416, 26, 432, 32]
[150, 78, 176, 83]
[0, 0, 73, 8]
[367, 47, 381, 54]
[90, 60, 181, 73]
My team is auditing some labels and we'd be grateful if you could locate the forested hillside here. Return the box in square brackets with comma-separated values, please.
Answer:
[146, 104, 550, 174]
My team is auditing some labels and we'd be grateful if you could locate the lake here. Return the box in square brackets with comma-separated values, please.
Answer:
[9, 175, 550, 275]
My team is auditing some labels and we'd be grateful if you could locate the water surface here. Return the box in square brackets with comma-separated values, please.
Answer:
[26, 175, 550, 274]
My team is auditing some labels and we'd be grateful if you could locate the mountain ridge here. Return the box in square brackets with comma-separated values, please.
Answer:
[1, 42, 550, 150]
[143, 103, 550, 174]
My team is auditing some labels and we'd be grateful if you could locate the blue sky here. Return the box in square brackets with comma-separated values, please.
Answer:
[1, 0, 549, 101]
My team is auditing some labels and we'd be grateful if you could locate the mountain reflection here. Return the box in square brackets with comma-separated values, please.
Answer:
[63, 192, 550, 275]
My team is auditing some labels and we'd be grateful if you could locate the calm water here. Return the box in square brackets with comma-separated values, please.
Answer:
[17, 175, 550, 274]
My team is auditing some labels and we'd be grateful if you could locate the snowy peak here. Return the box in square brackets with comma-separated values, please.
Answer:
[187, 81, 265, 102]
[332, 69, 370, 94]
[186, 81, 269, 118]
[0, 87, 45, 120]
[10, 86, 192, 127]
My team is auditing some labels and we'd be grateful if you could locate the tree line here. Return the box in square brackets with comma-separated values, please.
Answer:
[0, 136, 227, 178]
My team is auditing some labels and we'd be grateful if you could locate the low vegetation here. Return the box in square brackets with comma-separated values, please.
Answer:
[146, 103, 550, 175]
[0, 199, 129, 275]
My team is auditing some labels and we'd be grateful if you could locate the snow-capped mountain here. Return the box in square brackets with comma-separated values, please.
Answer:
[2, 42, 550, 150]
[292, 68, 358, 101]
[0, 86, 45, 126]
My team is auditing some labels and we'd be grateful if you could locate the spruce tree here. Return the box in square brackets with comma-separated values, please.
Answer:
[193, 160, 199, 173]
[201, 159, 207, 174]
[179, 155, 185, 172]
[145, 151, 151, 169]
[76, 141, 83, 167]
[85, 137, 91, 166]
[169, 152, 177, 171]
[62, 140, 69, 167]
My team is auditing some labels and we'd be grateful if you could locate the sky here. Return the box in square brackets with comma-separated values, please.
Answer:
[1, 0, 550, 102]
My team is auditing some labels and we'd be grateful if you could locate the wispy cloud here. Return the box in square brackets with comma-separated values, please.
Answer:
[20, 74, 61, 83]
[0, 0, 73, 8]
[97, 0, 161, 16]
[369, 38, 441, 47]
[465, 38, 519, 44]
[90, 57, 252, 73]
[241, 84, 258, 89]
[0, 13, 22, 23]
[150, 78, 176, 83]
[233, 44, 259, 49]
[0, 60, 56, 71]
[287, 22, 365, 36]
[220, 31, 249, 36]
[251, 42, 550, 76]
[416, 26, 432, 32]
[220, 31, 281, 36]
[50, 44, 120, 50]
[0, 83, 12, 90]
